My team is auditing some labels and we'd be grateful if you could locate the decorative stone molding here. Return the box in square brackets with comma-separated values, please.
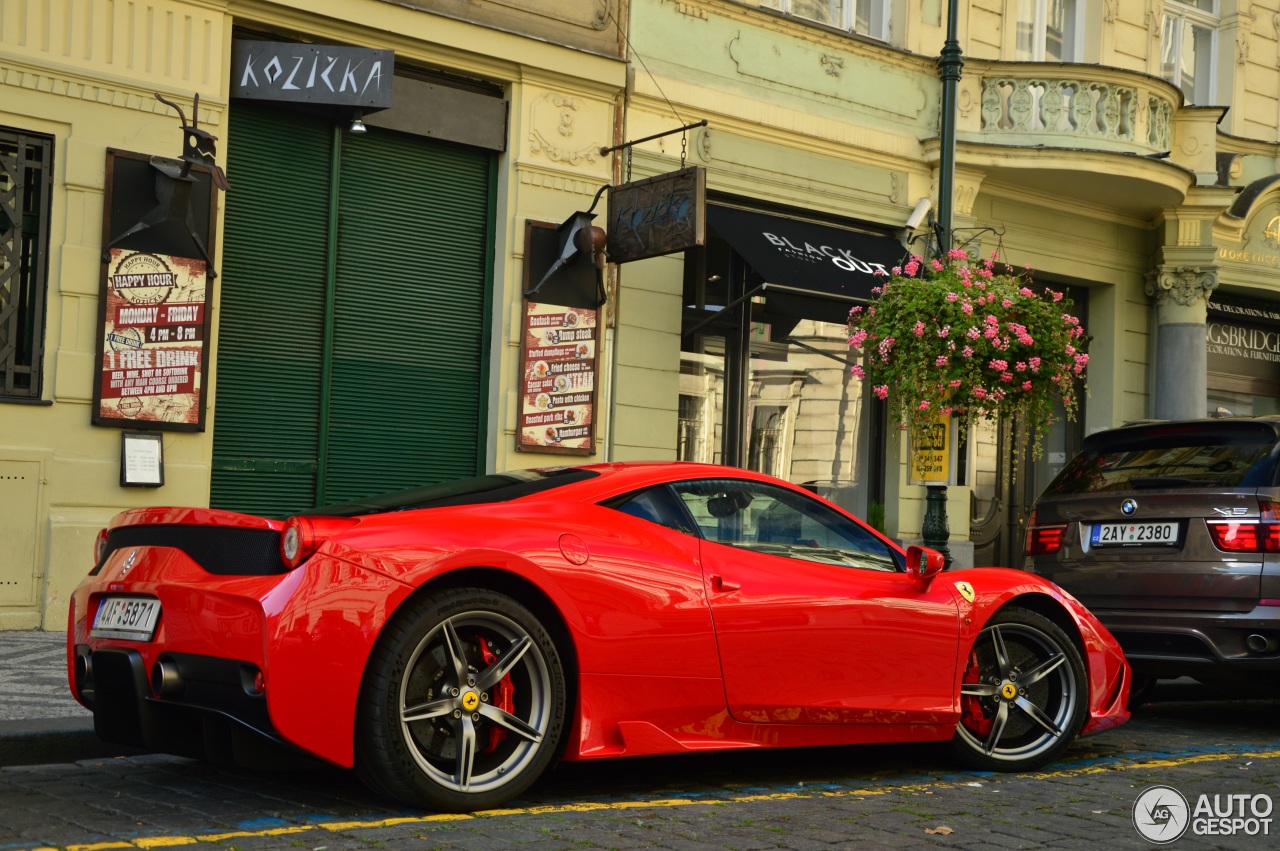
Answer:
[1144, 265, 1219, 307]
[528, 93, 599, 167]
[820, 54, 844, 78]
[0, 62, 224, 126]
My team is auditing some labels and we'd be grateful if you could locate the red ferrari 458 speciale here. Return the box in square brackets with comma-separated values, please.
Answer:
[69, 462, 1129, 811]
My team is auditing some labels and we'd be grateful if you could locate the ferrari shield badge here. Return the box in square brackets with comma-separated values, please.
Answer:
[954, 581, 975, 603]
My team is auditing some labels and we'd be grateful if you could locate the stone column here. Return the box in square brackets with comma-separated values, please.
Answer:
[1144, 265, 1218, 421]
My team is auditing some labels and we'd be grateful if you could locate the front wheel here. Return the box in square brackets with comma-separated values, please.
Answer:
[356, 588, 567, 811]
[950, 607, 1087, 772]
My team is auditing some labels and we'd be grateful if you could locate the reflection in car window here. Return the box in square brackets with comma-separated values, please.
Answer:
[670, 478, 900, 572]
[602, 486, 696, 535]
[1044, 424, 1277, 495]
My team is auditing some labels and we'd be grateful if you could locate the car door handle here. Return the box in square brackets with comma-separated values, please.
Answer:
[709, 574, 740, 593]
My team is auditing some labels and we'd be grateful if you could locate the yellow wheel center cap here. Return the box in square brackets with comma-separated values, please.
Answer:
[461, 690, 480, 711]
[1001, 683, 1018, 700]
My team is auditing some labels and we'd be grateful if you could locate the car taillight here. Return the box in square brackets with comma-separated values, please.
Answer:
[94, 528, 110, 565]
[1024, 510, 1067, 556]
[279, 516, 357, 569]
[1207, 500, 1280, 553]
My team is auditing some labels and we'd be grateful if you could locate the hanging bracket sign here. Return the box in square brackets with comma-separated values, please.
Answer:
[606, 166, 706, 264]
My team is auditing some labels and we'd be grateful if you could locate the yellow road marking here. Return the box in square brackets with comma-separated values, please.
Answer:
[44, 747, 1280, 851]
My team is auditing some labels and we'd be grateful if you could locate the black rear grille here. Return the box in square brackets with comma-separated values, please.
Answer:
[94, 525, 285, 576]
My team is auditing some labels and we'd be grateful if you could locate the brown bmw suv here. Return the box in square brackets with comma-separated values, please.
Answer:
[1023, 416, 1280, 695]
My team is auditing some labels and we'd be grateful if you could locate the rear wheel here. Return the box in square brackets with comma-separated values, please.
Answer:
[356, 588, 566, 811]
[951, 607, 1087, 772]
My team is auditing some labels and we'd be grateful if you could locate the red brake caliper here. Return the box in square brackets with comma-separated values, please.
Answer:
[478, 638, 515, 753]
[961, 649, 992, 738]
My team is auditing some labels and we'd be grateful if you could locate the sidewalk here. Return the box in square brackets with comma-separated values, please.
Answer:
[0, 630, 135, 766]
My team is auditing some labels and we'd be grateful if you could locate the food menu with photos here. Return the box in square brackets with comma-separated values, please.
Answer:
[518, 302, 597, 454]
[95, 249, 208, 427]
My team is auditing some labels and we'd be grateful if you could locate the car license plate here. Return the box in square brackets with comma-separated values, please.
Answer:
[91, 597, 161, 641]
[1090, 522, 1179, 546]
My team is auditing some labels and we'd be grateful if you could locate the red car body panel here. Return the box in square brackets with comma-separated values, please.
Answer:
[69, 461, 1129, 773]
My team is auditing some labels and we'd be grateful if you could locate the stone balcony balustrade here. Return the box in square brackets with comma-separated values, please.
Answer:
[963, 63, 1180, 157]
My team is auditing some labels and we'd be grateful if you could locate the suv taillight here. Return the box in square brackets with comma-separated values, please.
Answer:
[1207, 500, 1280, 553]
[1024, 510, 1068, 556]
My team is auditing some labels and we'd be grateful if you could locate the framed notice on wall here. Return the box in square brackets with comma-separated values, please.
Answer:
[92, 249, 211, 430]
[517, 301, 598, 454]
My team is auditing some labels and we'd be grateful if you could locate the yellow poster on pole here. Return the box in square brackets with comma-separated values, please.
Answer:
[907, 410, 958, 486]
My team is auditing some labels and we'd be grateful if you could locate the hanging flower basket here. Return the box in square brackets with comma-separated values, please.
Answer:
[847, 249, 1087, 459]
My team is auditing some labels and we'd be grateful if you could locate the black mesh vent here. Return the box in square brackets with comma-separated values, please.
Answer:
[94, 525, 285, 576]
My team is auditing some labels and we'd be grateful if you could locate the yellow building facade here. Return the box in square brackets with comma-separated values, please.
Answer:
[8, 0, 1280, 629]
[0, 0, 626, 629]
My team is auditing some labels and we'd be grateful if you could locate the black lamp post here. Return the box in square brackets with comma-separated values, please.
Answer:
[921, 0, 964, 566]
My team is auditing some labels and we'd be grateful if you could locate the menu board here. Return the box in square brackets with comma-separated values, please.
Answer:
[517, 301, 597, 454]
[93, 249, 209, 428]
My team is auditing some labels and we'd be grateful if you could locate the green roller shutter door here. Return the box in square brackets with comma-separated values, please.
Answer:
[211, 106, 331, 517]
[325, 130, 491, 503]
[212, 104, 493, 517]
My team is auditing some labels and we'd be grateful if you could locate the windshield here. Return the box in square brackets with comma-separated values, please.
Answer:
[311, 467, 599, 516]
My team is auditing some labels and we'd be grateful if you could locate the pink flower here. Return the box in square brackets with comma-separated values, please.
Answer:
[851, 364, 865, 379]
[935, 355, 949, 366]
[919, 400, 931, 411]
[940, 406, 953, 416]
[850, 329, 868, 347]
[937, 326, 950, 338]
[979, 268, 994, 279]
[873, 268, 888, 277]
[874, 384, 889, 399]
[1029, 356, 1041, 371]
[849, 305, 863, 315]
[947, 248, 968, 260]
[1022, 380, 1033, 390]
[1000, 371, 1014, 383]
[1015, 361, 1027, 371]
[904, 259, 921, 276]
[945, 292, 959, 302]
[1001, 298, 1013, 309]
[973, 387, 989, 399]
[967, 327, 981, 340]
[989, 359, 1008, 371]
[962, 302, 974, 315]
[985, 315, 999, 326]
[891, 266, 902, 275]
[913, 320, 926, 336]
[1052, 290, 1063, 302]
[962, 346, 974, 357]
[949, 379, 962, 389]
[931, 259, 944, 272]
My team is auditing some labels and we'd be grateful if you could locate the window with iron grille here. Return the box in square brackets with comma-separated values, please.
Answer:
[0, 128, 54, 400]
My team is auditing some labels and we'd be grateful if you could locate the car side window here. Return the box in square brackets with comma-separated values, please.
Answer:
[670, 478, 900, 572]
[602, 486, 697, 535]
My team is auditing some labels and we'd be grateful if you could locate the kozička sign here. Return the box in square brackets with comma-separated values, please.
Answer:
[231, 41, 393, 109]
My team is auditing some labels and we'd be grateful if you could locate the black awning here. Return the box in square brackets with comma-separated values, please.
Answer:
[707, 205, 907, 324]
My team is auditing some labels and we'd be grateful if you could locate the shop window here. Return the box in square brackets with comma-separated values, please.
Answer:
[757, 0, 890, 39]
[1016, 0, 1078, 62]
[0, 128, 53, 401]
[1162, 0, 1218, 105]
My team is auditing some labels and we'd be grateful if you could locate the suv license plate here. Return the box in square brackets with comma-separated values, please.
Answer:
[91, 597, 161, 641]
[1090, 522, 1179, 547]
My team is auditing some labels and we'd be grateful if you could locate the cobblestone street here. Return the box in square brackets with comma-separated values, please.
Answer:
[2, 686, 1278, 850]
